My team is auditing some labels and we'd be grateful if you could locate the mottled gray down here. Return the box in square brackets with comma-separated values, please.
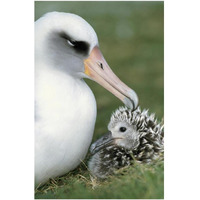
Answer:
[88, 106, 164, 179]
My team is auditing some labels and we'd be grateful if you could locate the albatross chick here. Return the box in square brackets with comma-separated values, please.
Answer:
[89, 106, 164, 179]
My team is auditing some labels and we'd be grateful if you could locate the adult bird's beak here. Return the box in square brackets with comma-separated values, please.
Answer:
[84, 46, 138, 109]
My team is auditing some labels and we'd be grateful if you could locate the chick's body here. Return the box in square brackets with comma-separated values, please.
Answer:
[89, 107, 164, 179]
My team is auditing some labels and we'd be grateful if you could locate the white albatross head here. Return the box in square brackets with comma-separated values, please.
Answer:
[35, 11, 138, 109]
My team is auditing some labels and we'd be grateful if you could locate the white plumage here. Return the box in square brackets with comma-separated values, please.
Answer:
[35, 12, 138, 186]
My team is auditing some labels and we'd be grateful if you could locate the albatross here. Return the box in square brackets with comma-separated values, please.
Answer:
[35, 11, 138, 186]
[89, 106, 164, 179]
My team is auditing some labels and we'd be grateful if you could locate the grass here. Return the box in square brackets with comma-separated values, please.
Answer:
[35, 158, 164, 199]
[35, 1, 164, 199]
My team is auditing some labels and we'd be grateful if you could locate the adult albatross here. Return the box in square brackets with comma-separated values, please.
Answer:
[35, 11, 138, 186]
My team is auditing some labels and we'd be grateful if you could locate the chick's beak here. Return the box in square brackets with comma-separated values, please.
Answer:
[84, 46, 138, 109]
[90, 131, 123, 154]
[90, 132, 113, 154]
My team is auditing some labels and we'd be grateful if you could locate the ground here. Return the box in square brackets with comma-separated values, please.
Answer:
[35, 1, 164, 199]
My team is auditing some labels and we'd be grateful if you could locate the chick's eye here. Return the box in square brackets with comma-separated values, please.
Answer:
[119, 127, 127, 132]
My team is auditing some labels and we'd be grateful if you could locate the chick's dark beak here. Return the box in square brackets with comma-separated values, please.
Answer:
[90, 132, 113, 155]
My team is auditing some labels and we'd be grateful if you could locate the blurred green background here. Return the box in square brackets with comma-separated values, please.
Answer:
[35, 1, 164, 199]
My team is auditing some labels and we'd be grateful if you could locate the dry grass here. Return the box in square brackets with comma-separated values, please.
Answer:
[35, 157, 164, 199]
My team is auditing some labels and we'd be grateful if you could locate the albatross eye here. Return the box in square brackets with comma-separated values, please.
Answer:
[67, 39, 89, 55]
[119, 127, 127, 132]
[58, 32, 89, 55]
[67, 40, 76, 47]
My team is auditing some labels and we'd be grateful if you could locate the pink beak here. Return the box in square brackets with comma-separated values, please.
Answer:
[84, 46, 138, 109]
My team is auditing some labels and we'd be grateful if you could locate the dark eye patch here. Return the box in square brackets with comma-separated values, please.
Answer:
[58, 31, 89, 55]
[71, 40, 89, 54]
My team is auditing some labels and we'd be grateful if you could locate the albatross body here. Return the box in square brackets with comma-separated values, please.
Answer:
[35, 12, 138, 186]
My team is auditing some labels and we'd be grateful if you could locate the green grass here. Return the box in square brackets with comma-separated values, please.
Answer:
[35, 160, 164, 199]
[35, 1, 164, 199]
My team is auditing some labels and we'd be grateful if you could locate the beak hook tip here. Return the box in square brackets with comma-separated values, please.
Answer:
[124, 90, 139, 110]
